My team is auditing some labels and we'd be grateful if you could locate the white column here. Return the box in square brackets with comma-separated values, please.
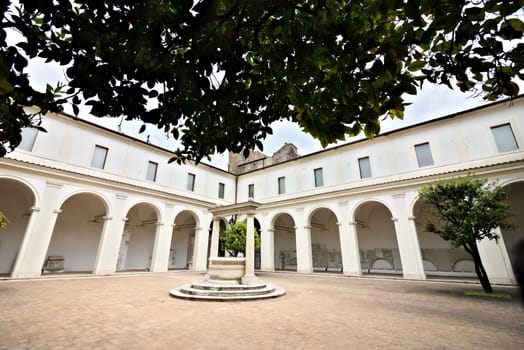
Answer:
[10, 206, 40, 278]
[391, 216, 425, 280]
[339, 221, 362, 276]
[407, 216, 426, 279]
[296, 225, 313, 273]
[242, 212, 258, 284]
[209, 218, 221, 258]
[478, 227, 516, 284]
[150, 222, 172, 272]
[92, 216, 113, 273]
[192, 226, 209, 271]
[391, 193, 425, 280]
[11, 182, 63, 278]
[93, 194, 128, 275]
[260, 228, 275, 271]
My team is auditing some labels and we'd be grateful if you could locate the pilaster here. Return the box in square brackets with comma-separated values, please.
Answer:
[11, 182, 63, 278]
[392, 193, 426, 280]
[93, 193, 128, 275]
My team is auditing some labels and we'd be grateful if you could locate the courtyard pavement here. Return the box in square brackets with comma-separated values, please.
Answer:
[0, 271, 522, 349]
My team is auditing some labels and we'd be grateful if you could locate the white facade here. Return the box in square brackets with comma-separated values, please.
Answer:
[1, 97, 523, 285]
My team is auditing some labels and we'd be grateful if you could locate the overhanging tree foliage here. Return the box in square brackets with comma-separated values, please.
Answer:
[220, 221, 260, 257]
[419, 175, 515, 293]
[1, 1, 523, 161]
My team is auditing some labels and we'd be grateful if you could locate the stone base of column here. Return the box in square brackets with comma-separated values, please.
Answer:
[489, 277, 515, 285]
[10, 271, 42, 279]
[403, 273, 426, 280]
[297, 268, 313, 274]
[94, 269, 116, 275]
[343, 271, 362, 277]
[241, 274, 259, 285]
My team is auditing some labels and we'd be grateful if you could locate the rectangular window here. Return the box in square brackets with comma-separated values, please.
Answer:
[18, 127, 39, 152]
[491, 123, 519, 152]
[218, 182, 225, 199]
[146, 161, 158, 182]
[278, 176, 286, 194]
[414, 142, 434, 167]
[187, 173, 196, 191]
[248, 184, 255, 199]
[358, 156, 372, 179]
[90, 145, 108, 169]
[314, 168, 324, 187]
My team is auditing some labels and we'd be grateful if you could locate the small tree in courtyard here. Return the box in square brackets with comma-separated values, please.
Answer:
[419, 175, 515, 293]
[220, 221, 260, 257]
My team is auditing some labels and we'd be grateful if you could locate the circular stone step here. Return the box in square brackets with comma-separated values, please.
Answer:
[170, 282, 285, 301]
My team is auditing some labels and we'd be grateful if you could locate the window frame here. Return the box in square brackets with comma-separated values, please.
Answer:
[187, 173, 196, 192]
[414, 142, 435, 167]
[146, 161, 158, 182]
[17, 127, 39, 152]
[314, 167, 324, 187]
[358, 156, 372, 179]
[491, 123, 519, 152]
[218, 182, 225, 199]
[248, 184, 255, 199]
[90, 145, 109, 169]
[278, 176, 286, 195]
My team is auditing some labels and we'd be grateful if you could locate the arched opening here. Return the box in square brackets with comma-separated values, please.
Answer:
[273, 213, 296, 271]
[355, 201, 402, 275]
[45, 193, 107, 274]
[171, 211, 197, 270]
[117, 203, 158, 271]
[310, 208, 342, 273]
[501, 181, 524, 279]
[413, 200, 474, 277]
[0, 178, 36, 275]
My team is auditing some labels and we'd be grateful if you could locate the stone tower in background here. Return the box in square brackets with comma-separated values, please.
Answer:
[228, 143, 299, 175]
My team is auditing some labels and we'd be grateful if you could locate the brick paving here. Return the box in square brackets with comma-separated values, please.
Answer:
[0, 272, 522, 349]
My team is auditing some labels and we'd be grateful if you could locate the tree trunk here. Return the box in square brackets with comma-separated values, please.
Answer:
[464, 242, 493, 293]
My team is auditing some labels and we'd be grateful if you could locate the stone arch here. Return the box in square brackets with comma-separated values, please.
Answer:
[0, 177, 37, 275]
[412, 199, 474, 277]
[44, 191, 108, 273]
[308, 207, 342, 273]
[123, 200, 163, 223]
[117, 202, 159, 271]
[0, 175, 39, 206]
[272, 212, 297, 271]
[353, 200, 402, 275]
[350, 197, 396, 221]
[57, 190, 111, 218]
[171, 210, 199, 269]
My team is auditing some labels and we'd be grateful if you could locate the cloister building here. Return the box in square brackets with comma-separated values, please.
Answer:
[0, 96, 523, 285]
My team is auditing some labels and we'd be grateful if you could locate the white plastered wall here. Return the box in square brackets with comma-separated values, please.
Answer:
[272, 213, 297, 270]
[45, 193, 106, 272]
[309, 207, 342, 272]
[121, 203, 157, 271]
[354, 201, 402, 272]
